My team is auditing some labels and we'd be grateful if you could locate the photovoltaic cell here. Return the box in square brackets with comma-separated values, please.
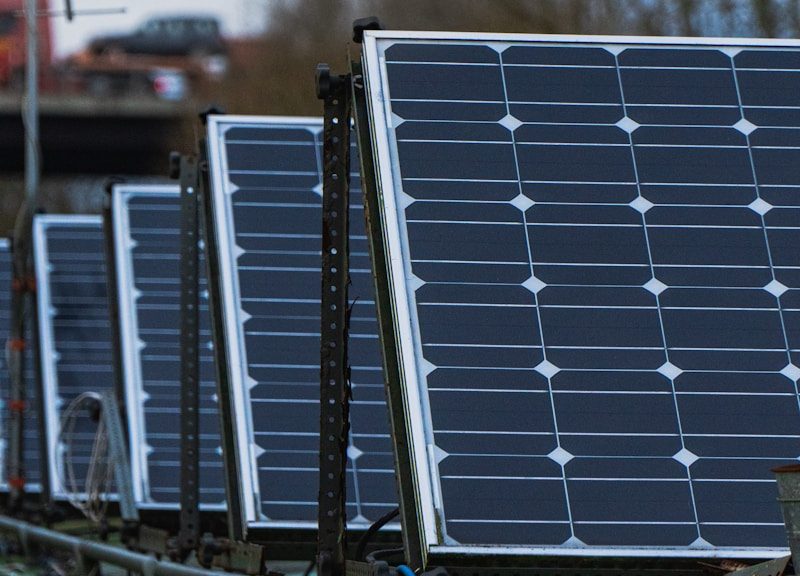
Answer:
[35, 215, 115, 500]
[112, 185, 225, 509]
[112, 184, 224, 509]
[206, 115, 397, 530]
[361, 32, 800, 559]
[0, 240, 42, 492]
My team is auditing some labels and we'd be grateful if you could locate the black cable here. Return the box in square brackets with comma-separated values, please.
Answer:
[365, 547, 405, 565]
[303, 558, 316, 576]
[356, 507, 400, 561]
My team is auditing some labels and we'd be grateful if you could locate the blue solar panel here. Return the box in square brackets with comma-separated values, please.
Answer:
[111, 184, 225, 509]
[360, 32, 800, 560]
[205, 115, 397, 531]
[0, 239, 42, 493]
[34, 215, 115, 501]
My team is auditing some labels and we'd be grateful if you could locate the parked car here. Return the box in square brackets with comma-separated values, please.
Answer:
[88, 15, 227, 58]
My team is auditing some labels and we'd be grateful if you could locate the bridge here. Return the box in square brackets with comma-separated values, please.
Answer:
[0, 93, 195, 175]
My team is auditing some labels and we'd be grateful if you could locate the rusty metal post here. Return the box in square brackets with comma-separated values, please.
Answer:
[315, 63, 352, 576]
[774, 464, 800, 570]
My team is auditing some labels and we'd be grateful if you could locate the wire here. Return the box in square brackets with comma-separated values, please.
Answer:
[302, 558, 316, 576]
[58, 391, 113, 523]
[397, 566, 416, 576]
[356, 507, 400, 561]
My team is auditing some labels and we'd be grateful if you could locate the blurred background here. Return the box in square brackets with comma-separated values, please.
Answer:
[1, 0, 800, 230]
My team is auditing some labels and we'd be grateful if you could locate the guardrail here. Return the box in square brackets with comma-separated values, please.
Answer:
[0, 515, 221, 576]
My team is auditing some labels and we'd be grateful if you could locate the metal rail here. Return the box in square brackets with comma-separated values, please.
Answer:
[316, 65, 353, 576]
[0, 515, 220, 576]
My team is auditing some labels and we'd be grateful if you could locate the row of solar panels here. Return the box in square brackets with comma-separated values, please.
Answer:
[0, 117, 397, 532]
[1, 32, 800, 570]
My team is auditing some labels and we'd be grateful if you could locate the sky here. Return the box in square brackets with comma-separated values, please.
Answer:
[50, 0, 270, 59]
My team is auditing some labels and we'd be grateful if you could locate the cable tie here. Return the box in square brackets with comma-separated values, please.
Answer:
[9, 400, 26, 412]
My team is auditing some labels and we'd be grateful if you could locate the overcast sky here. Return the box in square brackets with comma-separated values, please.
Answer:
[51, 0, 270, 59]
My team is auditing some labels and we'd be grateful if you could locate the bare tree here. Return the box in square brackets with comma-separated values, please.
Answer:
[197, 0, 800, 117]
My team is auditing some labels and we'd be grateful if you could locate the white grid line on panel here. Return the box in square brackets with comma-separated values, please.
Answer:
[497, 47, 577, 540]
[730, 58, 800, 417]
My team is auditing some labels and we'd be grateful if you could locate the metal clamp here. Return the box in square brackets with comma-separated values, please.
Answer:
[199, 534, 267, 575]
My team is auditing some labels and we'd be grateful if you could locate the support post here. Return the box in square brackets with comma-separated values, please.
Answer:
[316, 64, 352, 576]
[774, 465, 800, 571]
[6, 265, 27, 510]
[6, 0, 40, 513]
[178, 154, 201, 559]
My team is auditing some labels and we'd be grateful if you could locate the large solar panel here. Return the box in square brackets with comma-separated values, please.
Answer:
[111, 184, 225, 509]
[205, 115, 397, 531]
[34, 215, 115, 500]
[0, 239, 42, 493]
[359, 32, 800, 560]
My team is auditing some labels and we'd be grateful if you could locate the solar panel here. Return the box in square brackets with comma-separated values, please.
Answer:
[34, 214, 115, 500]
[0, 239, 42, 493]
[359, 32, 800, 560]
[111, 184, 225, 509]
[205, 115, 397, 531]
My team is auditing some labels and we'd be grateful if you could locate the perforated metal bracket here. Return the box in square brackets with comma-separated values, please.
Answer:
[6, 216, 37, 513]
[175, 126, 270, 574]
[317, 64, 353, 576]
[176, 153, 202, 559]
[6, 268, 27, 512]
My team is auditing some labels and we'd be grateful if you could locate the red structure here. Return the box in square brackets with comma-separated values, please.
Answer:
[0, 0, 53, 88]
